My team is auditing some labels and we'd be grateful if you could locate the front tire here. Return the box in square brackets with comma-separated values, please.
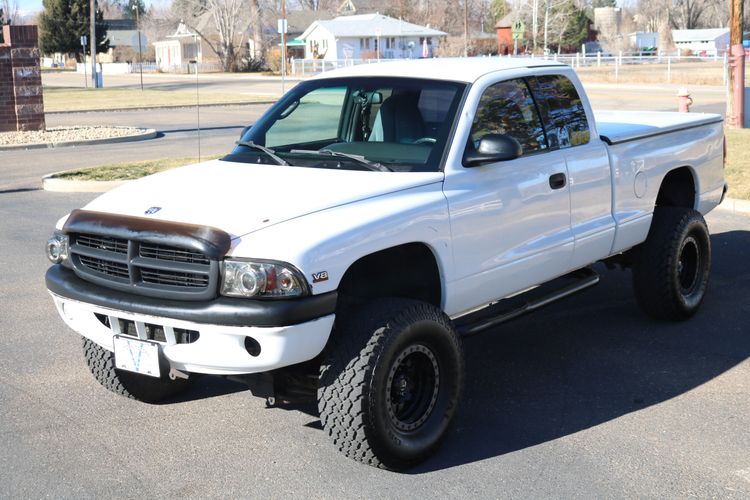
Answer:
[83, 337, 190, 403]
[318, 299, 463, 470]
[632, 207, 711, 320]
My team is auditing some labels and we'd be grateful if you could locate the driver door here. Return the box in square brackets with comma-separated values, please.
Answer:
[442, 77, 574, 315]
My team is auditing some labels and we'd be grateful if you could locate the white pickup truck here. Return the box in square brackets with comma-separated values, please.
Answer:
[45, 58, 726, 470]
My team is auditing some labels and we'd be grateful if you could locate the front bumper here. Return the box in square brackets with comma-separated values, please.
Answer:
[47, 266, 337, 375]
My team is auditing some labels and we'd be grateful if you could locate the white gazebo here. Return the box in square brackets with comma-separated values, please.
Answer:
[153, 22, 202, 70]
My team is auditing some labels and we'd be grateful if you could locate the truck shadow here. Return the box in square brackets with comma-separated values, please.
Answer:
[412, 229, 750, 473]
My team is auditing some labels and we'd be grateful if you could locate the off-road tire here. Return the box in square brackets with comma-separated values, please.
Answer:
[318, 298, 464, 471]
[632, 207, 711, 320]
[83, 337, 190, 403]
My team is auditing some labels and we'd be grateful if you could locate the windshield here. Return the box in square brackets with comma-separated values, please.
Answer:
[224, 77, 467, 172]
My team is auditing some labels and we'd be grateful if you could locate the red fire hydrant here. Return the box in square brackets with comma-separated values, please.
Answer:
[677, 88, 693, 112]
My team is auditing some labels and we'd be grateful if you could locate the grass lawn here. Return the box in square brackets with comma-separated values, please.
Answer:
[725, 128, 750, 201]
[53, 155, 223, 181]
[43, 87, 271, 112]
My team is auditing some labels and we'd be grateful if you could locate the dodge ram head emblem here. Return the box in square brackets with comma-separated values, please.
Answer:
[144, 207, 162, 215]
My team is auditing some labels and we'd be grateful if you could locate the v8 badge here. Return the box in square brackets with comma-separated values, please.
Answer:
[312, 271, 329, 283]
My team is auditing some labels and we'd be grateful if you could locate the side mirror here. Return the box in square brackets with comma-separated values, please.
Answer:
[463, 133, 522, 167]
[370, 91, 383, 104]
[239, 124, 252, 140]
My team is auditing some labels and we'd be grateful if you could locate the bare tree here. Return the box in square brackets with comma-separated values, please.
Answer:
[1, 0, 19, 24]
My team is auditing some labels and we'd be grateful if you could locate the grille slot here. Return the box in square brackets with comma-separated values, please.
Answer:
[79, 255, 130, 279]
[141, 269, 210, 288]
[69, 232, 217, 300]
[139, 243, 210, 265]
[75, 234, 128, 254]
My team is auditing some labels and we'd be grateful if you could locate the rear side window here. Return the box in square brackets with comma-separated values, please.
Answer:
[470, 79, 547, 155]
[529, 75, 590, 148]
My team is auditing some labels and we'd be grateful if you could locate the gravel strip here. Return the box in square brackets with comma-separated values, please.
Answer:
[0, 126, 150, 146]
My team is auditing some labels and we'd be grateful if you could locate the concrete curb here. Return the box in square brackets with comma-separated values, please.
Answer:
[716, 197, 750, 216]
[0, 128, 157, 151]
[42, 175, 128, 193]
[45, 100, 276, 115]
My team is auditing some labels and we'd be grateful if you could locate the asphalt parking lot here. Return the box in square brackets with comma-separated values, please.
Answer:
[1, 187, 748, 497]
[0, 77, 747, 496]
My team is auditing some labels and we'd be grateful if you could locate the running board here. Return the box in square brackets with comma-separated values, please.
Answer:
[454, 268, 600, 337]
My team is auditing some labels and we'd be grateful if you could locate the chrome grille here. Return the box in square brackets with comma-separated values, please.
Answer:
[69, 232, 218, 300]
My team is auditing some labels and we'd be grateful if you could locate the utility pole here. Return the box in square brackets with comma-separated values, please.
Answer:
[90, 0, 97, 88]
[463, 0, 468, 57]
[132, 4, 143, 91]
[728, 0, 745, 128]
[281, 0, 286, 94]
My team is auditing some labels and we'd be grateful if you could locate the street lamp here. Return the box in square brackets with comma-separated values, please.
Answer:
[132, 4, 143, 91]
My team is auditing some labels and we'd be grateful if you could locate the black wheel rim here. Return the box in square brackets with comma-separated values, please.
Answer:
[678, 235, 700, 295]
[386, 344, 440, 432]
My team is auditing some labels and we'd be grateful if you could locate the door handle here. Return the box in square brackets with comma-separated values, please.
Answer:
[549, 173, 567, 190]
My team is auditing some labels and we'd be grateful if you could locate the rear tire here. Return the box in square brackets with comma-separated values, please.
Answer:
[632, 207, 711, 320]
[82, 337, 190, 403]
[318, 298, 463, 471]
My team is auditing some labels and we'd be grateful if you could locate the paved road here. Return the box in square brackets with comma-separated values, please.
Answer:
[0, 187, 748, 497]
[43, 71, 296, 97]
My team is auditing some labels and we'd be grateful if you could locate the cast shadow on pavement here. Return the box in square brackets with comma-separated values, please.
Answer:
[157, 230, 750, 472]
[413, 230, 750, 472]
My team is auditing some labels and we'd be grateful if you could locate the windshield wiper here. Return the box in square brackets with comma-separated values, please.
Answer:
[292, 149, 392, 172]
[235, 141, 289, 166]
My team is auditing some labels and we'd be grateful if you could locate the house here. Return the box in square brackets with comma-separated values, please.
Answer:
[494, 13, 520, 55]
[296, 13, 447, 60]
[628, 31, 658, 50]
[671, 28, 729, 55]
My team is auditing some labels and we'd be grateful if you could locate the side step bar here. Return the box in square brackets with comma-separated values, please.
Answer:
[454, 267, 600, 337]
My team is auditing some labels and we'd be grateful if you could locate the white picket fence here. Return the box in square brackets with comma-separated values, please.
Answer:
[289, 50, 733, 85]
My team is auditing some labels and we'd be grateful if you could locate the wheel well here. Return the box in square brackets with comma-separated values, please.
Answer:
[337, 243, 441, 308]
[655, 167, 696, 209]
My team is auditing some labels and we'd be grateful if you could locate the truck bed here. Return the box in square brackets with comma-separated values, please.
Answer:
[595, 110, 723, 145]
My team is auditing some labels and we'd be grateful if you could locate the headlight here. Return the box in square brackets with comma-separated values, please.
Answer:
[46, 232, 69, 264]
[221, 259, 309, 298]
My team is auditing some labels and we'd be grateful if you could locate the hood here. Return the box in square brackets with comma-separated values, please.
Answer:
[82, 159, 444, 238]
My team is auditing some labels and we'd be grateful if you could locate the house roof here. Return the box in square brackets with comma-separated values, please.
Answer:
[297, 14, 447, 40]
[671, 28, 729, 42]
[494, 13, 515, 29]
[107, 29, 148, 47]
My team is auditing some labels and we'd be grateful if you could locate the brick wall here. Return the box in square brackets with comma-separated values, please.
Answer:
[0, 25, 46, 132]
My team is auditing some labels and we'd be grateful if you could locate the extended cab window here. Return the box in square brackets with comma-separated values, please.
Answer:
[529, 75, 590, 148]
[469, 79, 547, 155]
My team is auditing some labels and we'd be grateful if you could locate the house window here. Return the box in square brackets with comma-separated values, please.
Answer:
[385, 37, 396, 49]
[360, 38, 369, 50]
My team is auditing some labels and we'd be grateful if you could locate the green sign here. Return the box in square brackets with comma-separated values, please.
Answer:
[512, 20, 525, 41]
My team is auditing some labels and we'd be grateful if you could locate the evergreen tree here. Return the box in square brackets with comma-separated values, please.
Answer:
[123, 0, 146, 20]
[491, 0, 510, 25]
[38, 0, 109, 61]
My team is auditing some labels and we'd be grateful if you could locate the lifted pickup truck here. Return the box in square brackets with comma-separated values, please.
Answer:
[45, 58, 726, 470]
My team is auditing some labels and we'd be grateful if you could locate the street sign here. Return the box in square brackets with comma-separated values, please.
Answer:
[511, 20, 525, 41]
[277, 19, 287, 34]
[80, 35, 87, 47]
